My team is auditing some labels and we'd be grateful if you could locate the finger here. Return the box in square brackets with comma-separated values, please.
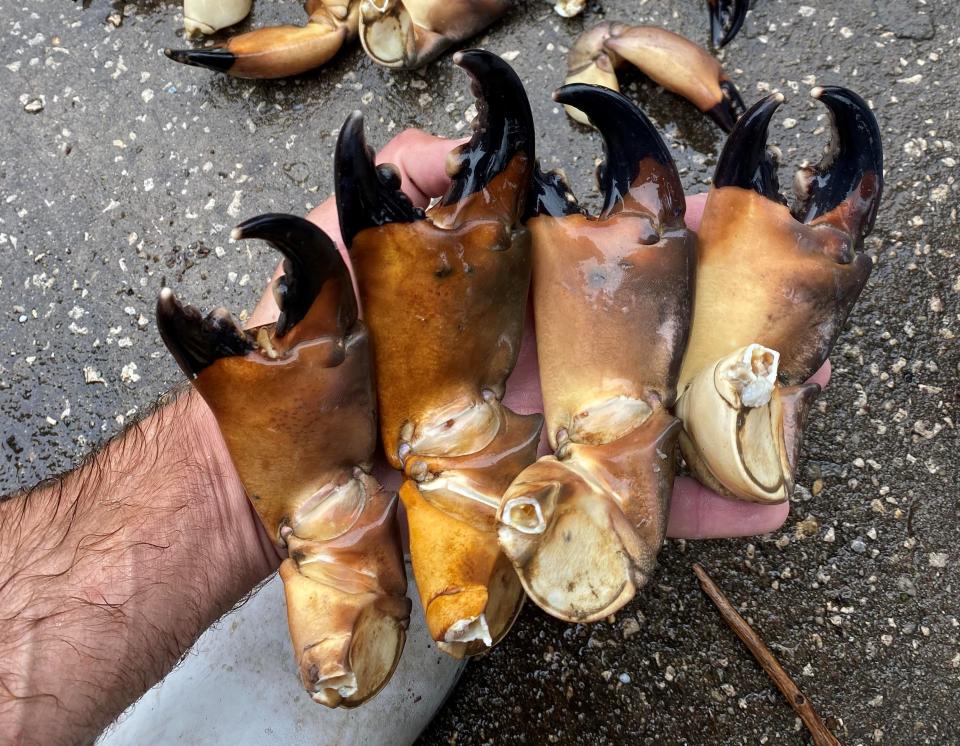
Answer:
[375, 129, 468, 207]
[667, 476, 790, 539]
[808, 358, 831, 388]
[684, 192, 707, 231]
[304, 199, 342, 245]
[502, 303, 550, 455]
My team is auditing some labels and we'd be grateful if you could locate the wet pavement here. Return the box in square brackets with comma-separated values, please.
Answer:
[1, 0, 957, 744]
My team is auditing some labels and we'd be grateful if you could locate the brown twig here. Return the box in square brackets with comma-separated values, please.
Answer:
[692, 563, 841, 746]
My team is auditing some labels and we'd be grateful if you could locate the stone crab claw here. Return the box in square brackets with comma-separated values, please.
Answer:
[706, 0, 749, 48]
[676, 87, 883, 502]
[165, 0, 358, 78]
[335, 50, 541, 656]
[156, 215, 410, 706]
[497, 85, 695, 623]
[565, 21, 745, 132]
[182, 0, 253, 37]
[359, 0, 513, 69]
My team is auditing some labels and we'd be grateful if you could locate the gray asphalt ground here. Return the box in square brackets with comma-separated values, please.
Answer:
[1, 0, 957, 744]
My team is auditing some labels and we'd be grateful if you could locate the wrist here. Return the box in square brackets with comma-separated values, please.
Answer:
[0, 390, 281, 744]
[179, 387, 283, 599]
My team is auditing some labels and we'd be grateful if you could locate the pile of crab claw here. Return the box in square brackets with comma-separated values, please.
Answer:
[165, 0, 750, 78]
[156, 50, 883, 708]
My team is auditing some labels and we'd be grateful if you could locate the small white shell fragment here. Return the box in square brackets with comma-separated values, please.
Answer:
[444, 614, 493, 647]
[83, 366, 107, 385]
[552, 0, 585, 18]
[183, 0, 252, 37]
[726, 344, 780, 408]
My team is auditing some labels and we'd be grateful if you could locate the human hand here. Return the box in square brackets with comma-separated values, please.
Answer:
[247, 129, 828, 541]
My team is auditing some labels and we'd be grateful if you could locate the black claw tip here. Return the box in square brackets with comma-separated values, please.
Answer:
[795, 86, 884, 236]
[334, 111, 421, 248]
[707, 79, 747, 133]
[553, 84, 684, 222]
[232, 213, 356, 337]
[526, 165, 584, 220]
[156, 288, 252, 378]
[714, 92, 787, 204]
[708, 0, 749, 48]
[164, 47, 236, 73]
[440, 49, 535, 208]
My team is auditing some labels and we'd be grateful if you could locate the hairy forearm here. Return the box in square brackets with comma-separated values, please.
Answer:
[0, 390, 279, 745]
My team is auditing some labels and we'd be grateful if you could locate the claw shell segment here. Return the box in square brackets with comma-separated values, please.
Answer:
[157, 214, 409, 707]
[499, 410, 681, 622]
[232, 213, 357, 340]
[157, 288, 252, 378]
[338, 51, 537, 655]
[676, 345, 820, 503]
[499, 89, 694, 621]
[565, 21, 745, 132]
[796, 86, 884, 237]
[335, 110, 423, 248]
[681, 88, 882, 389]
[551, 83, 684, 222]
[439, 49, 536, 216]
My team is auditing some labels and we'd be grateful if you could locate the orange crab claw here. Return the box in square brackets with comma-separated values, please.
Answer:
[498, 85, 695, 622]
[359, 0, 513, 69]
[676, 88, 883, 502]
[565, 21, 745, 132]
[156, 214, 409, 707]
[165, 0, 358, 79]
[336, 50, 539, 656]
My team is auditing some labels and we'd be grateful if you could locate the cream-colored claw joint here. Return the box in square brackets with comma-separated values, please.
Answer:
[501, 495, 548, 535]
[183, 0, 252, 37]
[676, 344, 821, 504]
